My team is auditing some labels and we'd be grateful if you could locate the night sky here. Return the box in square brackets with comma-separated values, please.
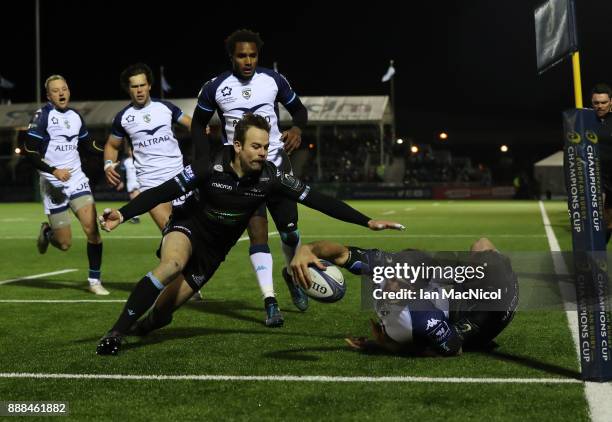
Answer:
[3, 0, 612, 156]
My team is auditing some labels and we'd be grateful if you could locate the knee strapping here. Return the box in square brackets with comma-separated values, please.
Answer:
[280, 230, 300, 247]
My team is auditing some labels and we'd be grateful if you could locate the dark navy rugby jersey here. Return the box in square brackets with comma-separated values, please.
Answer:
[118, 147, 370, 258]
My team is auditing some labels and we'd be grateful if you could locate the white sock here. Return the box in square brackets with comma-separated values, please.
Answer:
[88, 278, 101, 286]
[250, 252, 274, 299]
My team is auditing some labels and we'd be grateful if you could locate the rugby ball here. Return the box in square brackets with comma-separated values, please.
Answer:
[306, 260, 346, 303]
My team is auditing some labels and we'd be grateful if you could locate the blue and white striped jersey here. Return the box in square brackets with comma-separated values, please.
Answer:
[110, 99, 185, 183]
[196, 67, 298, 157]
[349, 248, 459, 354]
[376, 286, 452, 346]
[27, 103, 89, 179]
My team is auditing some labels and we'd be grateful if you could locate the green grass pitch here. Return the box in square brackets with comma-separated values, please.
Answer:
[0, 200, 591, 420]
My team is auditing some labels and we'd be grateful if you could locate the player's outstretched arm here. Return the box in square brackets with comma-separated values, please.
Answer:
[98, 208, 123, 232]
[367, 220, 405, 231]
[273, 173, 405, 231]
[300, 189, 405, 231]
[114, 175, 189, 225]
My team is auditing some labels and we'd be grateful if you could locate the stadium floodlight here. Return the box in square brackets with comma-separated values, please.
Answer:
[396, 138, 404, 144]
[410, 145, 419, 154]
[14, 147, 21, 154]
[438, 132, 448, 140]
[500, 145, 509, 153]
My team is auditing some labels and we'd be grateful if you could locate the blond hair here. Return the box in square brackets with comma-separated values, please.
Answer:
[44, 75, 67, 92]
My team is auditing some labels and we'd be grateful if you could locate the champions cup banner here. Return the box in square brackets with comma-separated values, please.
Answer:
[563, 109, 606, 251]
[563, 108, 612, 381]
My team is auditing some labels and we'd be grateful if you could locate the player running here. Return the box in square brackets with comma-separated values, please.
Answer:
[25, 74, 108, 295]
[192, 29, 309, 325]
[104, 63, 192, 230]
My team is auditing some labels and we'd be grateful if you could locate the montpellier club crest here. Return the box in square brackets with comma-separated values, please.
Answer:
[242, 88, 251, 100]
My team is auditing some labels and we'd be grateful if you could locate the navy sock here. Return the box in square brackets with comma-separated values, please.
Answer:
[87, 242, 103, 280]
[111, 273, 164, 334]
[138, 308, 174, 335]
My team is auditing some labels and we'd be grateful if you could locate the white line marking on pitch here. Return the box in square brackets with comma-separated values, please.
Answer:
[0, 269, 78, 286]
[0, 232, 279, 241]
[404, 208, 415, 212]
[381, 210, 396, 215]
[539, 201, 612, 422]
[0, 300, 126, 303]
[0, 373, 582, 384]
[300, 234, 545, 238]
[0, 299, 232, 304]
[0, 233, 545, 240]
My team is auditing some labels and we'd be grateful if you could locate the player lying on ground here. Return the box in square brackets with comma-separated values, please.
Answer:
[96, 114, 404, 355]
[290, 238, 518, 356]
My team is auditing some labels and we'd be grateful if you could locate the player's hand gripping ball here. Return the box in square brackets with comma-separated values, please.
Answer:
[305, 260, 346, 303]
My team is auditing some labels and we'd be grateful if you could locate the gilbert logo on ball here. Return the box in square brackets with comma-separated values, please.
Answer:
[306, 260, 346, 303]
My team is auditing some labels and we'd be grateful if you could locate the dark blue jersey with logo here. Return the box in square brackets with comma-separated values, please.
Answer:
[118, 147, 371, 259]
